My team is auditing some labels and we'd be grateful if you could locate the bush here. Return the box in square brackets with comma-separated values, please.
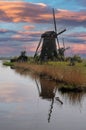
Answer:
[73, 55, 82, 63]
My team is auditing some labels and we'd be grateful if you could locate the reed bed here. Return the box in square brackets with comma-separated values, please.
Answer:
[14, 62, 86, 87]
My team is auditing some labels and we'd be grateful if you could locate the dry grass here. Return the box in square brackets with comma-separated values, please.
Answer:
[14, 62, 86, 87]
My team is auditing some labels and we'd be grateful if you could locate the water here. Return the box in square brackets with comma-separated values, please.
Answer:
[0, 60, 86, 130]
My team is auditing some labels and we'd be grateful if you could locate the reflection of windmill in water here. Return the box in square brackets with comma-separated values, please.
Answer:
[34, 8, 69, 61]
[35, 78, 63, 123]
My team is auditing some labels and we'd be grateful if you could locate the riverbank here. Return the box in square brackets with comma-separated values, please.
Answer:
[3, 61, 86, 91]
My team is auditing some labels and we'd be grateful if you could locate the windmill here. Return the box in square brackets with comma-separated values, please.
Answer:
[58, 38, 70, 60]
[34, 8, 66, 61]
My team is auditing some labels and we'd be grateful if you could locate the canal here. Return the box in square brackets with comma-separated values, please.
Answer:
[0, 60, 86, 130]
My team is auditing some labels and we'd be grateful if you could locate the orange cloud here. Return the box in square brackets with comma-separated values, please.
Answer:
[0, 1, 86, 28]
[11, 31, 41, 42]
[0, 46, 15, 54]
[22, 42, 38, 52]
[72, 44, 86, 54]
[0, 2, 86, 57]
[35, 3, 47, 7]
[23, 25, 35, 30]
[0, 28, 8, 33]
[57, 9, 86, 22]
[0, 2, 48, 23]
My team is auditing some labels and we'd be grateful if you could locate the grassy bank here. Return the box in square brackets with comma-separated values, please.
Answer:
[15, 61, 86, 86]
[3, 61, 14, 66]
[3, 61, 86, 89]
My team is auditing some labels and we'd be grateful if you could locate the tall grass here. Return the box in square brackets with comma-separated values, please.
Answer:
[14, 62, 86, 87]
[3, 61, 14, 66]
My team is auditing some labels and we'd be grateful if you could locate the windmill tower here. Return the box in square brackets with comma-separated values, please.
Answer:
[34, 8, 66, 61]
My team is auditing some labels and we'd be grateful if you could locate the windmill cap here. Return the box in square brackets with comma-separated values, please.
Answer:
[41, 31, 57, 38]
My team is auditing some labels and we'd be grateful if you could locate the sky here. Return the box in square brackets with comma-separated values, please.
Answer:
[0, 0, 86, 58]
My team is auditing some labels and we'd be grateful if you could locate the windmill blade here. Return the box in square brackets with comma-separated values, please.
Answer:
[62, 38, 65, 49]
[53, 8, 60, 49]
[56, 37, 60, 49]
[56, 29, 66, 49]
[34, 37, 42, 57]
[62, 38, 70, 51]
[65, 47, 70, 50]
[53, 8, 57, 33]
[57, 29, 66, 36]
[35, 78, 41, 95]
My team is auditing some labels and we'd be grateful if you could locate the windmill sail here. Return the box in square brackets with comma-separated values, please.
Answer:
[53, 8, 60, 49]
[34, 38, 42, 57]
[53, 8, 57, 33]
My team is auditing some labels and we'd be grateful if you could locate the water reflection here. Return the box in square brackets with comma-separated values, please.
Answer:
[14, 67, 86, 104]
[13, 66, 37, 79]
[13, 67, 64, 122]
[35, 78, 60, 123]
[36, 78, 56, 100]
[59, 90, 86, 105]
[12, 66, 86, 123]
[1, 61, 86, 130]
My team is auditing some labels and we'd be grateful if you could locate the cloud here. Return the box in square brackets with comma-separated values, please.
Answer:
[60, 31, 86, 56]
[65, 32, 86, 44]
[0, 30, 41, 43]
[0, 1, 86, 57]
[23, 25, 35, 30]
[66, 32, 86, 38]
[0, 28, 9, 33]
[55, 9, 86, 28]
[76, 0, 86, 6]
[11, 31, 41, 42]
[0, 30, 41, 56]
[71, 44, 86, 54]
[0, 1, 50, 23]
[0, 1, 86, 28]
[35, 3, 47, 7]
[0, 46, 15, 54]
[0, 28, 17, 34]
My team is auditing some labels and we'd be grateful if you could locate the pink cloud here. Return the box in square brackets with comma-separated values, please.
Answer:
[0, 2, 86, 57]
[23, 25, 35, 30]
[66, 32, 86, 38]
[0, 2, 48, 23]
[56, 9, 86, 21]
[0, 46, 15, 54]
[0, 28, 8, 33]
[72, 44, 86, 54]
[0, 1, 86, 28]
[23, 42, 37, 52]
[10, 31, 41, 43]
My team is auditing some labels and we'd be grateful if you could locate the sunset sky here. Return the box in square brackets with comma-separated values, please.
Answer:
[0, 0, 86, 58]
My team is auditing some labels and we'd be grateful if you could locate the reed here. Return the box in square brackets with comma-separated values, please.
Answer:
[14, 62, 86, 87]
[3, 61, 14, 66]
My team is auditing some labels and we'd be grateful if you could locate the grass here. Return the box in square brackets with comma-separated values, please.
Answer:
[13, 61, 86, 87]
[3, 60, 86, 89]
[3, 61, 14, 67]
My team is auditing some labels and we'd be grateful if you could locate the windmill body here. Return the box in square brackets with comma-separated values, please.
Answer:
[40, 31, 58, 61]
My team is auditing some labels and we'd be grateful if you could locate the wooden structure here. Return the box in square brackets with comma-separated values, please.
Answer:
[11, 51, 28, 62]
[34, 8, 68, 61]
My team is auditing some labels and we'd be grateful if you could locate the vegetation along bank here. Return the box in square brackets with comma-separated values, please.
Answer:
[3, 60, 86, 92]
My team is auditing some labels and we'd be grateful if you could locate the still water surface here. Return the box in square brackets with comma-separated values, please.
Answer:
[0, 60, 86, 130]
